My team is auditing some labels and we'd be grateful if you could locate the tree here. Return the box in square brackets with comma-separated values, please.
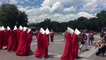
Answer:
[17, 11, 28, 27]
[96, 10, 106, 28]
[0, 4, 28, 29]
[76, 17, 88, 29]
[38, 18, 51, 29]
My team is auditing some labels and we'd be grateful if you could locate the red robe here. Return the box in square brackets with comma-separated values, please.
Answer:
[35, 32, 44, 58]
[61, 32, 74, 60]
[17, 30, 23, 45]
[8, 30, 18, 51]
[35, 31, 49, 58]
[42, 34, 49, 57]
[16, 31, 28, 56]
[72, 33, 79, 58]
[6, 30, 12, 48]
[3, 30, 7, 46]
[14, 30, 22, 51]
[27, 32, 33, 54]
[0, 31, 4, 49]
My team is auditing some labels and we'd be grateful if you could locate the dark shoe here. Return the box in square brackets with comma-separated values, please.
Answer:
[102, 53, 105, 56]
[76, 56, 81, 59]
[85, 49, 89, 51]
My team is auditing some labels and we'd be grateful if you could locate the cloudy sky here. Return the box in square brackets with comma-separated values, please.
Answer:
[0, 0, 106, 23]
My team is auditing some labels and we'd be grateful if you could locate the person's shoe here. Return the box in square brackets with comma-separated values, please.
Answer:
[76, 56, 81, 59]
[102, 54, 104, 57]
[85, 49, 89, 51]
[42, 57, 45, 60]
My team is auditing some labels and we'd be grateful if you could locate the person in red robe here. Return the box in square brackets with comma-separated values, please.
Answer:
[27, 28, 33, 54]
[3, 26, 11, 49]
[35, 28, 50, 59]
[61, 27, 74, 60]
[16, 25, 23, 48]
[13, 26, 23, 51]
[42, 28, 50, 57]
[35, 28, 45, 58]
[8, 30, 17, 51]
[16, 27, 28, 56]
[0, 26, 7, 49]
[8, 26, 18, 51]
[13, 29, 19, 51]
[0, 29, 4, 49]
[5, 26, 11, 49]
[3, 29, 7, 48]
[72, 29, 81, 58]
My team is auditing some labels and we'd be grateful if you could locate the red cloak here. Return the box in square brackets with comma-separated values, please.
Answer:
[27, 32, 33, 53]
[0, 31, 4, 49]
[61, 32, 74, 60]
[3, 30, 7, 46]
[16, 31, 28, 56]
[14, 30, 22, 51]
[8, 30, 18, 51]
[6, 30, 12, 48]
[35, 32, 45, 58]
[42, 34, 49, 57]
[35, 32, 49, 58]
[72, 33, 79, 58]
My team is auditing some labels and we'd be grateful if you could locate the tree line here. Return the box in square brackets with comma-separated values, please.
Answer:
[29, 10, 106, 32]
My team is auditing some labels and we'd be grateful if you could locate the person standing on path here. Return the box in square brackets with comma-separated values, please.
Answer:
[50, 29, 54, 42]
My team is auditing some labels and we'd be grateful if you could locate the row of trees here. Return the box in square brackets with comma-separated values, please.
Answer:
[29, 10, 106, 32]
[0, 4, 28, 29]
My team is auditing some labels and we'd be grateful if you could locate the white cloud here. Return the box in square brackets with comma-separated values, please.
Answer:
[64, 6, 76, 12]
[9, 0, 17, 4]
[60, 0, 84, 5]
[41, 0, 84, 7]
[17, 0, 96, 23]
[25, 6, 51, 16]
[40, 6, 51, 14]
[41, 0, 56, 7]
[0, 2, 2, 5]
[26, 8, 95, 23]
[24, 0, 30, 3]
[52, 14, 76, 22]
[50, 1, 63, 13]
[81, 0, 101, 13]
[18, 6, 28, 12]
[1, 0, 104, 23]
[41, 0, 50, 6]
[25, 0, 37, 2]
[26, 8, 40, 15]
[41, 1, 64, 13]
[77, 12, 95, 18]
[97, 0, 106, 8]
[20, 0, 25, 4]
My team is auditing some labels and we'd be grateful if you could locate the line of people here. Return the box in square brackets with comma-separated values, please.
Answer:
[79, 30, 94, 51]
[0, 26, 33, 56]
[35, 28, 50, 58]
[0, 26, 81, 60]
[61, 27, 81, 60]
[34, 27, 81, 60]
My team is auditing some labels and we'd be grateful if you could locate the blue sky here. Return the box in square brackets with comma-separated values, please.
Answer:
[0, 0, 106, 23]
